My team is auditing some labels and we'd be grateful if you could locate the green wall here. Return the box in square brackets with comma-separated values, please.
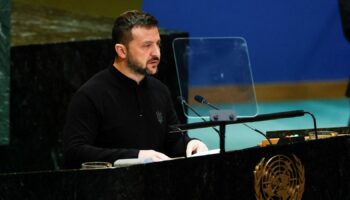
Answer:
[0, 0, 10, 145]
[13, 0, 142, 17]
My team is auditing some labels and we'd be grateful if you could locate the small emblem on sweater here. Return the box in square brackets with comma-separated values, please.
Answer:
[156, 111, 163, 124]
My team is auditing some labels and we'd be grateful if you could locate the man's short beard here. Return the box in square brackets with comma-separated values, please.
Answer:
[127, 57, 149, 76]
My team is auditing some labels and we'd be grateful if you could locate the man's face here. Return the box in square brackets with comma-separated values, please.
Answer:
[126, 26, 161, 75]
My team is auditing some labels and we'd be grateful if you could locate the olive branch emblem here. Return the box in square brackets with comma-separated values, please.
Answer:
[254, 154, 305, 200]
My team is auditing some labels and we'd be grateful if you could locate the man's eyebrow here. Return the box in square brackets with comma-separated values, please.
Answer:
[143, 40, 161, 45]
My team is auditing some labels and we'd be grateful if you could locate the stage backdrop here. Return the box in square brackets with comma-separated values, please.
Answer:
[142, 0, 350, 88]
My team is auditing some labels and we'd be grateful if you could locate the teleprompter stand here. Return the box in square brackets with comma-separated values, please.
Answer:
[170, 110, 317, 154]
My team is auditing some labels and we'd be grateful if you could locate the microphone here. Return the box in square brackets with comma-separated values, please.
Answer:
[194, 95, 219, 110]
[194, 95, 305, 120]
[194, 95, 207, 104]
[177, 96, 208, 123]
[177, 96, 220, 135]
[194, 95, 272, 145]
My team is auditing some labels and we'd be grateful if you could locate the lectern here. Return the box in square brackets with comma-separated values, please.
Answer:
[0, 130, 349, 199]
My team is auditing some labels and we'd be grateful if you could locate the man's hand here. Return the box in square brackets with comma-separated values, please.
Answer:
[186, 140, 208, 157]
[138, 150, 171, 162]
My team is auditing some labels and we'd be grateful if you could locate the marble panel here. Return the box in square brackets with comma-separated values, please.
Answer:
[0, 0, 10, 145]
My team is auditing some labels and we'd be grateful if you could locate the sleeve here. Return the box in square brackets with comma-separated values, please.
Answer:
[163, 88, 193, 157]
[63, 91, 139, 169]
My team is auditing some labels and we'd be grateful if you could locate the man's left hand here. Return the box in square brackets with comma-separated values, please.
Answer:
[186, 140, 208, 157]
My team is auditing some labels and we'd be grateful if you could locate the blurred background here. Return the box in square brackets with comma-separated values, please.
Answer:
[0, 0, 349, 173]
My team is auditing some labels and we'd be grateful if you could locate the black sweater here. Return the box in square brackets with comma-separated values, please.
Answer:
[63, 65, 190, 168]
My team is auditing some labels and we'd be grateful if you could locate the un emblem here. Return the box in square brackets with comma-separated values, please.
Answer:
[254, 154, 305, 200]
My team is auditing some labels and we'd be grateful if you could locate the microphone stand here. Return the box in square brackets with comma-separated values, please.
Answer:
[171, 110, 309, 154]
[194, 95, 273, 146]
[219, 123, 226, 154]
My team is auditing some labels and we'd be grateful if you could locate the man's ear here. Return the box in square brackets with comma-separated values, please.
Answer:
[115, 44, 127, 59]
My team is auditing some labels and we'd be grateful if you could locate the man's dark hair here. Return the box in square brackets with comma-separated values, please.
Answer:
[112, 10, 158, 47]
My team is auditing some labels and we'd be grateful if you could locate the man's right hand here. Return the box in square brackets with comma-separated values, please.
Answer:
[138, 150, 171, 162]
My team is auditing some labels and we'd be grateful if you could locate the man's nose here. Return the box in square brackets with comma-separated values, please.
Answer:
[151, 45, 161, 58]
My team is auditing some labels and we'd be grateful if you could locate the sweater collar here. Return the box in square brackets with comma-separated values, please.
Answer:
[108, 65, 148, 86]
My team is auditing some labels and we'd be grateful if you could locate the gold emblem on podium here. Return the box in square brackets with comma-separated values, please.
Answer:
[254, 154, 305, 200]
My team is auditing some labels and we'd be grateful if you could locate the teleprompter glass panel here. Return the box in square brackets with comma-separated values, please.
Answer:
[172, 37, 257, 119]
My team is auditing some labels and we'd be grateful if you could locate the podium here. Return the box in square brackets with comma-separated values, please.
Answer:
[0, 133, 349, 199]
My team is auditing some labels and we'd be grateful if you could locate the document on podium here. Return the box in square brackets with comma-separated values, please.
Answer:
[113, 158, 153, 168]
[189, 148, 220, 157]
[113, 149, 220, 168]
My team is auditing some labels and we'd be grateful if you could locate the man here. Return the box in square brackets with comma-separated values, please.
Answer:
[63, 10, 208, 168]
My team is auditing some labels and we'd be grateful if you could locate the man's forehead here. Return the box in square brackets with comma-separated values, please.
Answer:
[130, 26, 160, 40]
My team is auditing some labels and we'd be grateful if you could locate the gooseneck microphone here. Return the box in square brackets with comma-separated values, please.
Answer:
[194, 95, 272, 145]
[177, 96, 208, 123]
[194, 95, 306, 121]
[194, 95, 219, 110]
[177, 96, 220, 135]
